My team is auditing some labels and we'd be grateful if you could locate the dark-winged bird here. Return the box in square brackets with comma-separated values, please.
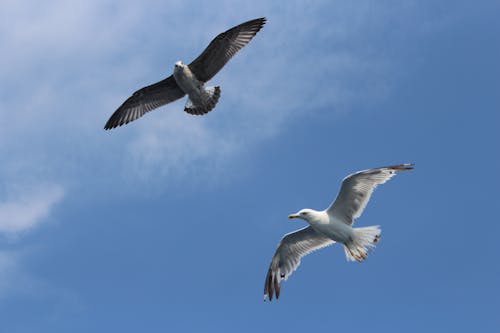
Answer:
[104, 17, 266, 130]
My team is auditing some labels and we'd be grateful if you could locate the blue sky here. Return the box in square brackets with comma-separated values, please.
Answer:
[1, 0, 499, 331]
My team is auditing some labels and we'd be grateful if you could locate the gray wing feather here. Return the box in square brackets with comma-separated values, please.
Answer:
[104, 75, 185, 130]
[188, 17, 266, 83]
[264, 226, 334, 301]
[327, 163, 414, 225]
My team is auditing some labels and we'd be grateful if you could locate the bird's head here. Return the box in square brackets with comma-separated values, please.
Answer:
[288, 209, 315, 221]
[174, 61, 184, 70]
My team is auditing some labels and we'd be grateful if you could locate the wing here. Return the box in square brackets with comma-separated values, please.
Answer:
[104, 75, 185, 130]
[264, 226, 335, 301]
[188, 17, 266, 83]
[327, 163, 414, 225]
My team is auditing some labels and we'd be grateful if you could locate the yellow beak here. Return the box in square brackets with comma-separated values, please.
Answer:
[288, 213, 299, 219]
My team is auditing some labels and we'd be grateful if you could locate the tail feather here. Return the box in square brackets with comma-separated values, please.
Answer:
[184, 86, 221, 115]
[343, 226, 381, 262]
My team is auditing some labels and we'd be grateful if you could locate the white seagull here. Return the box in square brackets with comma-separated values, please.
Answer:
[104, 17, 266, 130]
[264, 163, 414, 301]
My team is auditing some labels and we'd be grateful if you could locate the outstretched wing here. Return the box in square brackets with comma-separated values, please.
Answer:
[264, 226, 335, 301]
[327, 163, 414, 225]
[104, 75, 185, 130]
[188, 17, 266, 83]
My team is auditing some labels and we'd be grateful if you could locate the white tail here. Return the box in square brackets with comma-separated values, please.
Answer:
[343, 226, 381, 262]
[184, 86, 221, 115]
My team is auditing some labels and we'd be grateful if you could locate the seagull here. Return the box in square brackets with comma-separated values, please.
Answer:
[104, 17, 266, 130]
[263, 163, 414, 301]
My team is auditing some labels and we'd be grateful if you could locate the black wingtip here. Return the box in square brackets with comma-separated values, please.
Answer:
[264, 268, 274, 302]
[243, 17, 267, 31]
[274, 274, 280, 299]
[395, 163, 415, 171]
[263, 267, 282, 302]
[251, 17, 266, 23]
[103, 121, 118, 130]
[104, 116, 130, 130]
[384, 163, 415, 171]
[257, 17, 267, 29]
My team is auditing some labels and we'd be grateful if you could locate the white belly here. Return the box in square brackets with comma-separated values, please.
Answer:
[309, 215, 353, 244]
[173, 65, 204, 104]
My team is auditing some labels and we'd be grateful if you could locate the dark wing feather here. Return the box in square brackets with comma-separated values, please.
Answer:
[104, 75, 185, 130]
[188, 17, 266, 83]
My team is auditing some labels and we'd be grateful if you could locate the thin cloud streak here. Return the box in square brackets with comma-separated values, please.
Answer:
[0, 184, 65, 235]
[123, 4, 394, 182]
[0, 1, 447, 192]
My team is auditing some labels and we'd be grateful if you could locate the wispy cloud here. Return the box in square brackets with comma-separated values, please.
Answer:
[119, 2, 396, 183]
[126, 113, 238, 181]
[0, 183, 65, 300]
[0, 1, 450, 191]
[0, 184, 64, 235]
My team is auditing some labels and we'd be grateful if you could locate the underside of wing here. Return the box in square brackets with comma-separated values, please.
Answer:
[327, 163, 414, 225]
[188, 17, 266, 83]
[264, 226, 334, 301]
[104, 75, 185, 130]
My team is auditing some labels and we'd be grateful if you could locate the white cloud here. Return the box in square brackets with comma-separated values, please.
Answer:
[126, 112, 238, 181]
[119, 3, 395, 182]
[0, 1, 445, 191]
[0, 184, 65, 235]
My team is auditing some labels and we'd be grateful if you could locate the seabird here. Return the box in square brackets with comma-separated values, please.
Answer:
[264, 163, 414, 301]
[104, 17, 266, 130]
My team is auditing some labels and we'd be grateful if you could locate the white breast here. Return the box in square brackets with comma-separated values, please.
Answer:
[307, 211, 353, 243]
[173, 65, 201, 94]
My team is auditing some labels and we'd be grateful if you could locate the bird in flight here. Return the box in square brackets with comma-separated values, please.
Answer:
[264, 163, 414, 301]
[104, 17, 266, 130]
